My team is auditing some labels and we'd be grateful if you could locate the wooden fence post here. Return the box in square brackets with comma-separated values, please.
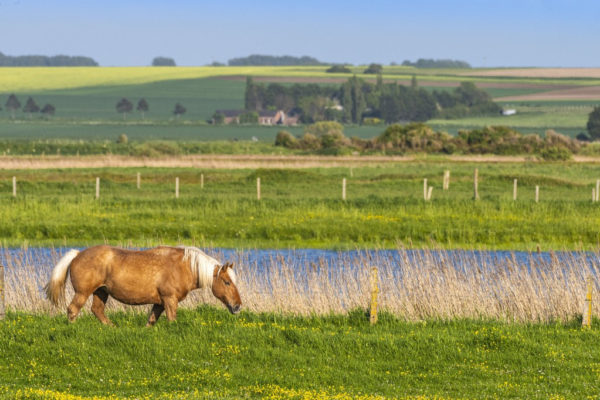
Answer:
[594, 189, 596, 203]
[0, 264, 4, 320]
[342, 178, 347, 201]
[95, 177, 100, 199]
[12, 176, 16, 197]
[583, 276, 593, 329]
[473, 169, 479, 200]
[257, 177, 261, 200]
[443, 170, 450, 190]
[200, 173, 204, 189]
[535, 185, 539, 203]
[175, 177, 179, 199]
[136, 172, 141, 189]
[369, 267, 378, 325]
[427, 186, 433, 201]
[513, 179, 518, 201]
[423, 178, 428, 200]
[596, 180, 599, 202]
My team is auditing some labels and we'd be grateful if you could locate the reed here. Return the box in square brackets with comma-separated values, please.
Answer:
[3, 247, 597, 323]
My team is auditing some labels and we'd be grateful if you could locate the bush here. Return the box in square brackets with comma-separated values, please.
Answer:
[298, 133, 321, 150]
[362, 117, 383, 126]
[326, 65, 352, 73]
[364, 63, 383, 74]
[274, 130, 298, 148]
[538, 146, 572, 161]
[116, 134, 128, 144]
[305, 121, 344, 137]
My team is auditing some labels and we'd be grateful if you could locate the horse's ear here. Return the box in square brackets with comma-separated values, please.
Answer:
[221, 263, 229, 271]
[227, 262, 234, 270]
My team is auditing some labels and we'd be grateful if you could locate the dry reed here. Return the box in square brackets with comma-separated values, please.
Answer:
[2, 247, 598, 323]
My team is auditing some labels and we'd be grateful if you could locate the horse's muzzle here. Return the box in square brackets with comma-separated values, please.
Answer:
[227, 304, 241, 314]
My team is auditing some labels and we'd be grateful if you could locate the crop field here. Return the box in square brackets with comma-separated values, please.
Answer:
[1, 163, 600, 249]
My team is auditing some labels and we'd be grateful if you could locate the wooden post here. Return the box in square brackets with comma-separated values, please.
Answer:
[513, 179, 518, 201]
[175, 177, 179, 199]
[136, 172, 140, 189]
[200, 173, 204, 189]
[583, 276, 593, 329]
[596, 180, 599, 202]
[369, 267, 378, 325]
[12, 176, 16, 197]
[473, 169, 479, 200]
[95, 177, 100, 199]
[256, 178, 261, 200]
[0, 264, 4, 320]
[423, 178, 428, 200]
[427, 186, 433, 201]
[342, 178, 347, 201]
[443, 170, 450, 190]
[535, 185, 539, 203]
[594, 189, 597, 203]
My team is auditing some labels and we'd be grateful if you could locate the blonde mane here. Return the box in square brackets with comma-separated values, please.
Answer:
[181, 247, 236, 288]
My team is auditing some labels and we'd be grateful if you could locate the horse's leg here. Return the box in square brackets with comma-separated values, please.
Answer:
[67, 292, 89, 322]
[91, 288, 113, 326]
[146, 304, 165, 327]
[162, 296, 178, 322]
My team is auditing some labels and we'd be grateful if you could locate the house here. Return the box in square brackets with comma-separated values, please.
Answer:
[214, 109, 296, 125]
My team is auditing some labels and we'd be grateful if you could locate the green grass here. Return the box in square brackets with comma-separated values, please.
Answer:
[0, 308, 598, 399]
[1, 163, 600, 249]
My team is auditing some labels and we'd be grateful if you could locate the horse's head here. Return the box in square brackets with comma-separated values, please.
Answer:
[212, 263, 242, 314]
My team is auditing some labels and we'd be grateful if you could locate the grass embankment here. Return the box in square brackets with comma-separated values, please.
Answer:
[1, 163, 600, 249]
[0, 308, 598, 399]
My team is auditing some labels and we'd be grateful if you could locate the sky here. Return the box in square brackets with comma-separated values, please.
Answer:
[0, 0, 599, 67]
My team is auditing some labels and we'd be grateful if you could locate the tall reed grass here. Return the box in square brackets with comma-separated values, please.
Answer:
[2, 247, 597, 323]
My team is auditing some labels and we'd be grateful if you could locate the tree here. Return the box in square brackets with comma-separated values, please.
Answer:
[326, 65, 352, 73]
[137, 99, 149, 120]
[244, 76, 262, 110]
[364, 63, 383, 74]
[40, 104, 55, 117]
[212, 111, 225, 125]
[588, 106, 600, 140]
[152, 57, 176, 66]
[23, 97, 39, 118]
[5, 94, 21, 119]
[239, 111, 258, 124]
[173, 103, 186, 119]
[116, 98, 133, 120]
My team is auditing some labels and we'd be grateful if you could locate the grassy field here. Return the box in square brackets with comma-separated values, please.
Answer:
[1, 163, 600, 249]
[0, 308, 598, 399]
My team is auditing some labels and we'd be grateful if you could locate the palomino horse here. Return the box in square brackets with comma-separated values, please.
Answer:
[45, 245, 242, 326]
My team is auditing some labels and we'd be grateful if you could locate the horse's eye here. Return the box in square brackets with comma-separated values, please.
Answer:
[224, 281, 231, 286]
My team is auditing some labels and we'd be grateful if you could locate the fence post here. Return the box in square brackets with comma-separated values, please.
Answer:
[535, 185, 539, 203]
[513, 179, 518, 201]
[200, 173, 204, 189]
[137, 172, 141, 189]
[423, 178, 428, 200]
[473, 169, 479, 200]
[12, 176, 16, 197]
[95, 177, 100, 199]
[175, 177, 179, 199]
[443, 170, 450, 190]
[596, 180, 600, 202]
[583, 276, 593, 329]
[369, 266, 378, 325]
[427, 186, 433, 201]
[257, 177, 261, 200]
[342, 178, 347, 201]
[594, 189, 597, 203]
[0, 264, 4, 320]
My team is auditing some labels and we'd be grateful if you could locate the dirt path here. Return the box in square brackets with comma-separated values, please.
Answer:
[1, 154, 599, 169]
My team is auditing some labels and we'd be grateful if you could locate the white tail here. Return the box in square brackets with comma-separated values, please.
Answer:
[45, 249, 80, 306]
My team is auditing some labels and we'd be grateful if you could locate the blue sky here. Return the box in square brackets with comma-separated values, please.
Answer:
[0, 0, 598, 67]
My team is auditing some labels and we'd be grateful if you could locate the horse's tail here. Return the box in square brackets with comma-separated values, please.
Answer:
[45, 249, 80, 306]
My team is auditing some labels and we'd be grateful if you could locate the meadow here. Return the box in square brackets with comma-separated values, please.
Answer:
[1, 309, 598, 399]
[1, 163, 600, 249]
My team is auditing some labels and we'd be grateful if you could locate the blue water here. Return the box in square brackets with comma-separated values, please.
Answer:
[2, 247, 599, 272]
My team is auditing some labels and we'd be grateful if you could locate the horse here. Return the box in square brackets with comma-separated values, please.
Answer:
[45, 245, 242, 326]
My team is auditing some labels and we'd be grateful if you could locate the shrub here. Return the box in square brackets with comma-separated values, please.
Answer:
[538, 146, 572, 161]
[362, 117, 383, 126]
[274, 130, 298, 148]
[305, 121, 344, 137]
[326, 65, 352, 73]
[116, 134, 128, 144]
[298, 133, 321, 150]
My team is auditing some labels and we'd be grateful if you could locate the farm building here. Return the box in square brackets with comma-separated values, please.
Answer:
[214, 109, 297, 125]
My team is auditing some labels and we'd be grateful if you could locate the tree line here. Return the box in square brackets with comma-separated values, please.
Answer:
[2, 94, 55, 119]
[115, 98, 186, 120]
[244, 75, 499, 124]
[228, 55, 325, 66]
[0, 52, 97, 67]
[401, 59, 471, 68]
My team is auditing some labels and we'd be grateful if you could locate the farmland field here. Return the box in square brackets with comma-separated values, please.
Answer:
[1, 162, 600, 249]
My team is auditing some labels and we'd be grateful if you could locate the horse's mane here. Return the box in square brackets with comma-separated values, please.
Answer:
[181, 247, 236, 288]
